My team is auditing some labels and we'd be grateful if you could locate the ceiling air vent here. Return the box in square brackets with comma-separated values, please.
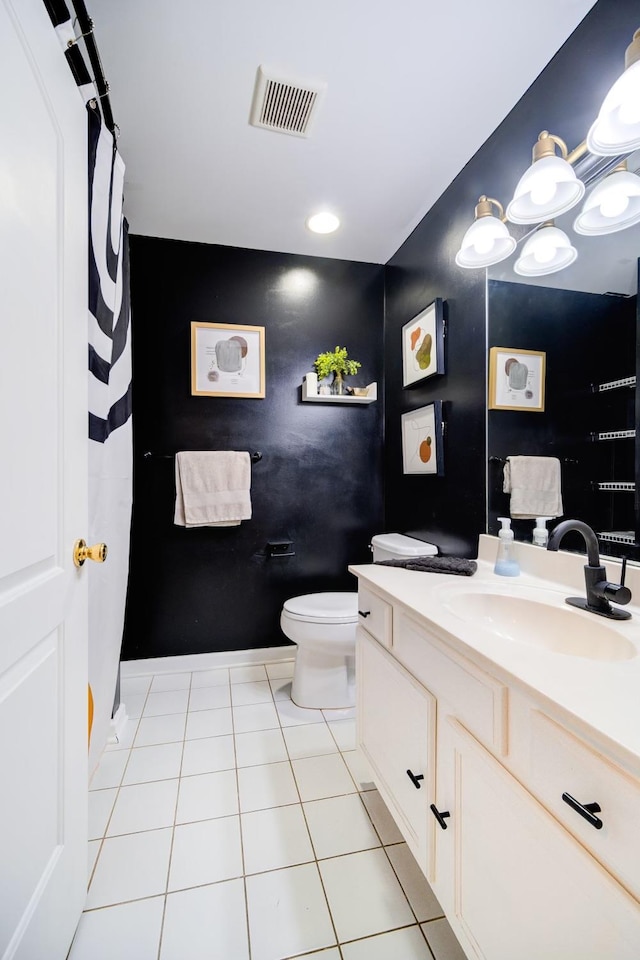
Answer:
[249, 66, 326, 138]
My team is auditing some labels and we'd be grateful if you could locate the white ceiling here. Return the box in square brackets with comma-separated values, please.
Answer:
[91, 0, 597, 264]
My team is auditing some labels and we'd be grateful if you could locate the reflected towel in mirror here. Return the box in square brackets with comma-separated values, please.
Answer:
[503, 456, 563, 519]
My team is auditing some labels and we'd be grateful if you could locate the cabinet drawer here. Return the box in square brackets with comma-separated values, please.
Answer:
[358, 586, 392, 648]
[394, 610, 508, 755]
[528, 711, 640, 902]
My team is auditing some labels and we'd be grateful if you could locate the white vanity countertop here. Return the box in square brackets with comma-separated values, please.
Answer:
[349, 535, 640, 775]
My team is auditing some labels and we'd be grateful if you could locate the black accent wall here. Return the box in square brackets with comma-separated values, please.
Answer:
[383, 0, 639, 560]
[122, 239, 384, 659]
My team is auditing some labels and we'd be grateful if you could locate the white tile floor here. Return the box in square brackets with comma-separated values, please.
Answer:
[70, 659, 467, 960]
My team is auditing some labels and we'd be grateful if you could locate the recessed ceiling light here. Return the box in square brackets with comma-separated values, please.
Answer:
[306, 212, 340, 234]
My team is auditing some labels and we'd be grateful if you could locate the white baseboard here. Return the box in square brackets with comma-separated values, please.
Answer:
[120, 645, 296, 678]
[108, 702, 129, 743]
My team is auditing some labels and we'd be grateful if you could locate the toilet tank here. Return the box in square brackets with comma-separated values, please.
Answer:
[370, 533, 438, 562]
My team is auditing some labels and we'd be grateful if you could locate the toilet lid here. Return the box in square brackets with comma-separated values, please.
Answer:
[283, 592, 359, 624]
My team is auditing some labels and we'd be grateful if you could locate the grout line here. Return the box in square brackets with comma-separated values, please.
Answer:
[311, 859, 340, 957]
[280, 699, 342, 957]
[381, 843, 424, 929]
[156, 669, 193, 960]
[82, 872, 261, 915]
[422, 926, 438, 960]
[243, 871, 252, 960]
[85, 837, 104, 892]
[226, 667, 254, 960]
[81, 891, 167, 914]
[283, 946, 343, 959]
[331, 920, 437, 954]
[356, 791, 387, 848]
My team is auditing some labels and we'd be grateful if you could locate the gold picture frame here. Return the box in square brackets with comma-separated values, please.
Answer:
[488, 346, 546, 412]
[191, 321, 265, 398]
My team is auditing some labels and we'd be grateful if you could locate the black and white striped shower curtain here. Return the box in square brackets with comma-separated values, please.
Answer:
[43, 0, 133, 771]
[44, 0, 133, 771]
[88, 106, 132, 444]
[87, 104, 133, 772]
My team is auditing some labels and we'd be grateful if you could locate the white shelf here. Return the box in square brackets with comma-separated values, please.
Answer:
[596, 429, 636, 441]
[598, 531, 636, 545]
[301, 374, 377, 404]
[597, 376, 636, 392]
[597, 482, 635, 493]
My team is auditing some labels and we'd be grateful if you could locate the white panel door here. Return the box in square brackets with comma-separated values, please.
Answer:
[0, 1, 88, 958]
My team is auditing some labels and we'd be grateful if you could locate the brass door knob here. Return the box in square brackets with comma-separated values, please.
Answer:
[73, 539, 108, 567]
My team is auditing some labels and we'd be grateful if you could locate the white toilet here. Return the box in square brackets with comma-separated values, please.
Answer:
[280, 533, 437, 709]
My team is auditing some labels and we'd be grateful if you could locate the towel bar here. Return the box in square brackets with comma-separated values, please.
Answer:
[143, 450, 262, 463]
[489, 456, 578, 464]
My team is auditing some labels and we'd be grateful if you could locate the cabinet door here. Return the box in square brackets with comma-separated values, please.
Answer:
[357, 627, 436, 877]
[436, 719, 640, 960]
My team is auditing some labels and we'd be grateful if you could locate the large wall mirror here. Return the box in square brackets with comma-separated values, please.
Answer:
[486, 150, 640, 560]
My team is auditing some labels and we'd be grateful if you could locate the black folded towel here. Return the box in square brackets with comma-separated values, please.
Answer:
[375, 556, 477, 576]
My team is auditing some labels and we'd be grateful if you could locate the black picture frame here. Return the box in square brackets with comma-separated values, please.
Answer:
[401, 401, 444, 475]
[401, 298, 445, 388]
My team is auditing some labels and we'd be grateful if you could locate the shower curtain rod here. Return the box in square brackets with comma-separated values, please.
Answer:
[69, 0, 116, 134]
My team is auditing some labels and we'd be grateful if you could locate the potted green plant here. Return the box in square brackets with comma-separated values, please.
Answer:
[313, 346, 362, 395]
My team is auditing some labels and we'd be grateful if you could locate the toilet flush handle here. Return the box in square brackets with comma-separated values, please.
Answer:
[358, 609, 371, 618]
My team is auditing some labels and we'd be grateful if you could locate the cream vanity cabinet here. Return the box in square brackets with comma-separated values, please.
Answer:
[357, 628, 437, 874]
[355, 581, 640, 960]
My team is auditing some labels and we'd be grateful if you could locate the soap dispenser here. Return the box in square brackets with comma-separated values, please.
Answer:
[532, 517, 552, 547]
[494, 517, 520, 576]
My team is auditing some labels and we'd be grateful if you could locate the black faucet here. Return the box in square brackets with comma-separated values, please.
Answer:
[546, 519, 631, 621]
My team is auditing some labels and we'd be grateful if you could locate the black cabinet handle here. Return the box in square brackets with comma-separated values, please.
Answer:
[430, 804, 451, 830]
[562, 792, 603, 830]
[406, 769, 424, 789]
[358, 610, 371, 618]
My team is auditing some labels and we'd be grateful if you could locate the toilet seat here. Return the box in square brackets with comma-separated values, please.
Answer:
[282, 592, 358, 625]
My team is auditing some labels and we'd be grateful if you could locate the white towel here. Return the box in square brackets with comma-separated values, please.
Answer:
[503, 456, 563, 520]
[174, 451, 252, 527]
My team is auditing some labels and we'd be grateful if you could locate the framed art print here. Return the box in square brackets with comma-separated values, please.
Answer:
[191, 321, 265, 398]
[402, 298, 445, 388]
[401, 401, 444, 475]
[488, 346, 545, 412]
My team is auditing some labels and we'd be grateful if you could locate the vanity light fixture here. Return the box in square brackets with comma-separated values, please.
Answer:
[455, 27, 640, 276]
[306, 211, 340, 234]
[454, 196, 516, 269]
[506, 131, 585, 224]
[513, 221, 577, 277]
[574, 160, 640, 235]
[587, 29, 640, 156]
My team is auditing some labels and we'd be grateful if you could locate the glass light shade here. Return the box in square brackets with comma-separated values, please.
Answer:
[506, 155, 585, 224]
[574, 168, 640, 235]
[306, 212, 340, 234]
[454, 215, 516, 268]
[514, 225, 577, 277]
[586, 59, 640, 155]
